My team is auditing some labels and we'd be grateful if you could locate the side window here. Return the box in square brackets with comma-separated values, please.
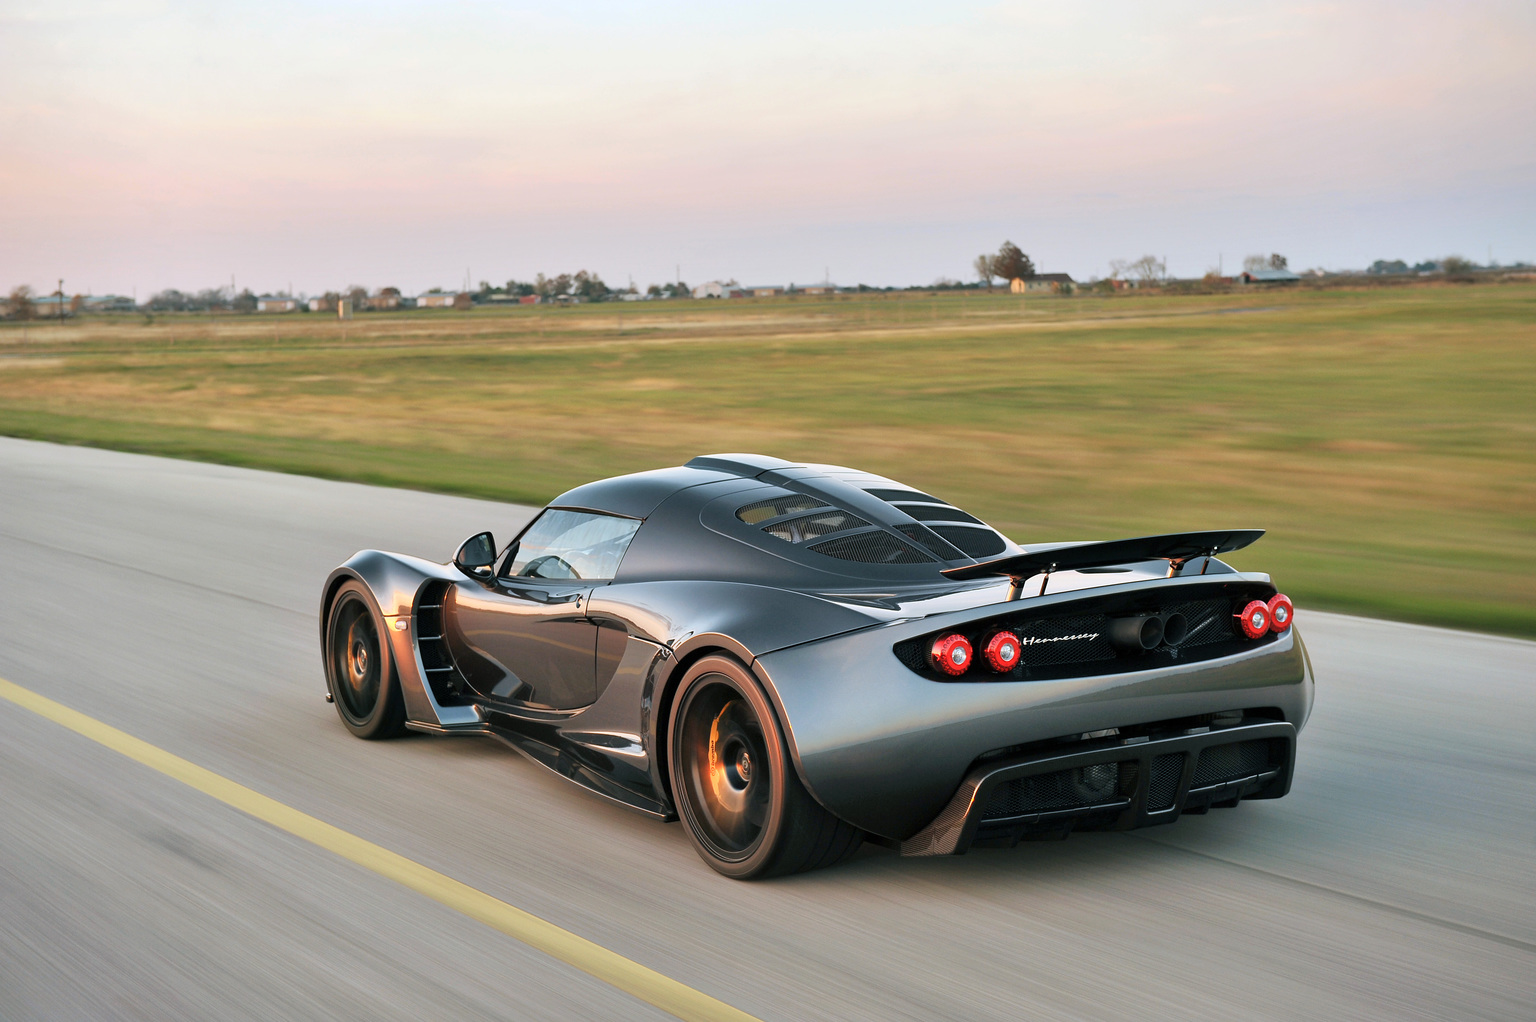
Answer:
[502, 510, 641, 581]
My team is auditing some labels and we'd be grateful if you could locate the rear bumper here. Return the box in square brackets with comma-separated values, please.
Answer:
[756, 613, 1311, 841]
[901, 719, 1295, 856]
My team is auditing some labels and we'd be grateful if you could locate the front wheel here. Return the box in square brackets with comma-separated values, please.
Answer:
[324, 580, 407, 739]
[668, 655, 861, 879]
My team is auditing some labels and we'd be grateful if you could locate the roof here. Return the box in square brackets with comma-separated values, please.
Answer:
[548, 454, 1023, 585]
[1242, 269, 1300, 282]
[1031, 273, 1075, 283]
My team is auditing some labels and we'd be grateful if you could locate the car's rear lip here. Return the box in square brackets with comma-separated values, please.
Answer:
[899, 719, 1295, 856]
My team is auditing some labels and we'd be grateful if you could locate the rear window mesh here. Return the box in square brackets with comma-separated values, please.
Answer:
[928, 525, 1007, 558]
[736, 494, 828, 524]
[809, 532, 935, 564]
[763, 510, 869, 544]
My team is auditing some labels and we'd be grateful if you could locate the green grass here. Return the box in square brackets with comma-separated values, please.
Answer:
[2, 284, 1533, 636]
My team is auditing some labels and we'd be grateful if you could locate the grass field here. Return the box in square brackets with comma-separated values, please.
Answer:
[2, 285, 1533, 636]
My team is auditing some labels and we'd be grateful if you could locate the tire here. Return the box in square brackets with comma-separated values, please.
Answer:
[668, 655, 862, 879]
[324, 580, 407, 739]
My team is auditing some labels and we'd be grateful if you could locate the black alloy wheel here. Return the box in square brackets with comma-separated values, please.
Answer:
[668, 655, 862, 879]
[325, 580, 407, 739]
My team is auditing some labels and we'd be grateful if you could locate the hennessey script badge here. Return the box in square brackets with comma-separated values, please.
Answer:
[1018, 632, 1100, 645]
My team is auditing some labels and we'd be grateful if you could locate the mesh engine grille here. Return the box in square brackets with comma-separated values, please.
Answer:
[864, 487, 945, 504]
[901, 505, 984, 524]
[1147, 753, 1184, 811]
[1193, 740, 1272, 786]
[982, 763, 1129, 820]
[893, 522, 964, 560]
[1173, 598, 1235, 648]
[928, 524, 1007, 558]
[809, 531, 934, 564]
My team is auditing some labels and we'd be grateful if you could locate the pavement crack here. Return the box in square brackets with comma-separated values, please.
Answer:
[1129, 833, 1536, 954]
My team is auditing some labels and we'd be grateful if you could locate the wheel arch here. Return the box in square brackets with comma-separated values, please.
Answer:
[648, 634, 831, 822]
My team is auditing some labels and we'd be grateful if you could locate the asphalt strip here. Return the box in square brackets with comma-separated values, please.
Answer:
[0, 675, 760, 1022]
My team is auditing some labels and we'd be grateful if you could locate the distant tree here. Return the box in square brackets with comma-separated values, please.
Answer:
[1412, 261, 1437, 273]
[192, 287, 228, 311]
[1269, 253, 1288, 271]
[1107, 259, 1130, 281]
[147, 289, 189, 312]
[503, 279, 535, 297]
[535, 273, 573, 298]
[1440, 255, 1474, 277]
[973, 254, 995, 288]
[1127, 255, 1166, 283]
[989, 241, 1035, 282]
[6, 285, 35, 320]
[1242, 254, 1269, 273]
[1369, 259, 1409, 275]
[573, 270, 609, 301]
[646, 284, 664, 297]
[232, 289, 258, 313]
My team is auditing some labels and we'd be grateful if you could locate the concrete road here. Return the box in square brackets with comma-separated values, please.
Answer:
[1, 436, 1531, 1021]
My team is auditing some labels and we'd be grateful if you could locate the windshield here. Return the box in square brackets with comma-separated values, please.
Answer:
[502, 509, 641, 580]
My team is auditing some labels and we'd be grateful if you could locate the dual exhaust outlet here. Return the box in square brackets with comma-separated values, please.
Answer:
[1108, 611, 1189, 652]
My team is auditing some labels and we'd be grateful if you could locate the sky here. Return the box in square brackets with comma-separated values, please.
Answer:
[2, 0, 1533, 296]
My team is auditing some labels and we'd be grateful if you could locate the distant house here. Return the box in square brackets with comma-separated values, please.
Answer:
[1010, 273, 1076, 294]
[745, 285, 785, 298]
[1239, 269, 1300, 285]
[257, 295, 299, 312]
[31, 295, 71, 317]
[519, 295, 542, 305]
[373, 288, 403, 309]
[84, 295, 136, 313]
[308, 296, 334, 313]
[692, 281, 748, 299]
[417, 291, 472, 309]
[799, 282, 839, 295]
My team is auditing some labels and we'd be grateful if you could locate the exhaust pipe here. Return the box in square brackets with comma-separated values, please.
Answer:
[1109, 615, 1164, 652]
[1162, 612, 1189, 646]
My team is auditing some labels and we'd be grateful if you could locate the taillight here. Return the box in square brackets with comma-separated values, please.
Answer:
[1235, 600, 1270, 639]
[983, 631, 1021, 673]
[931, 633, 973, 676]
[1268, 593, 1294, 632]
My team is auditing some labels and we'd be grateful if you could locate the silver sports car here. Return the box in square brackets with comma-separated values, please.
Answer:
[321, 454, 1311, 878]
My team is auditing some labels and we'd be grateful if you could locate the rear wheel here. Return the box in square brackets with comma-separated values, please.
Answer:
[669, 655, 861, 879]
[325, 581, 407, 739]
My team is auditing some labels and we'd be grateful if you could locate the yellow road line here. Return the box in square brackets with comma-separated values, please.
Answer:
[0, 676, 759, 1022]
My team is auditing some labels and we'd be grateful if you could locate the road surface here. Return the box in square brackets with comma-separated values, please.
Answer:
[1, 437, 1531, 1020]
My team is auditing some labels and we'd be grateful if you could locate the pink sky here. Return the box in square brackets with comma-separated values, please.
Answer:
[3, 0, 1533, 295]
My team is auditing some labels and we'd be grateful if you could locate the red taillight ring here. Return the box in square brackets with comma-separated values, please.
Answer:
[1235, 600, 1270, 639]
[931, 633, 973, 676]
[1268, 593, 1294, 632]
[983, 631, 1021, 673]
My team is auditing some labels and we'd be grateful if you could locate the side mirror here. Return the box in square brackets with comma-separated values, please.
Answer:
[454, 532, 497, 578]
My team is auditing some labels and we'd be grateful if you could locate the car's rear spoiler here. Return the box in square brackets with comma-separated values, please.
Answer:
[941, 529, 1265, 600]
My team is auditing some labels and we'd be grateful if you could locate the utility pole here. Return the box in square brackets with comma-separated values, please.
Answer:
[57, 278, 64, 323]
